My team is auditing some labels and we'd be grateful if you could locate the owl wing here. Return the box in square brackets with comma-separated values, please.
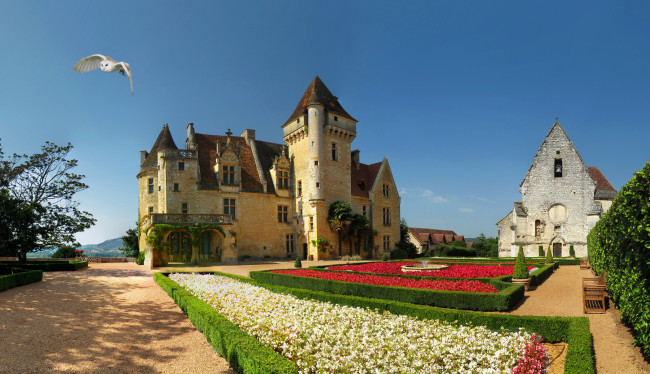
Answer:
[117, 61, 134, 95]
[73, 54, 112, 73]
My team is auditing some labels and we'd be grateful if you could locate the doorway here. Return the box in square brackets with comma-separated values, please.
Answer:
[303, 243, 308, 259]
[553, 242, 562, 257]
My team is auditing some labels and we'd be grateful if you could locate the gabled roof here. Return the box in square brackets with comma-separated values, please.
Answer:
[588, 166, 617, 200]
[195, 133, 283, 193]
[351, 160, 382, 198]
[141, 124, 178, 172]
[284, 76, 357, 126]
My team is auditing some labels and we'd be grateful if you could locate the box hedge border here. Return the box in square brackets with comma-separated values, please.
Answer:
[160, 271, 594, 374]
[0, 267, 43, 291]
[0, 260, 88, 271]
[154, 272, 298, 374]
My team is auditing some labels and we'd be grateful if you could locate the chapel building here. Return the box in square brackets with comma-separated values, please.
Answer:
[496, 121, 617, 258]
[137, 77, 401, 267]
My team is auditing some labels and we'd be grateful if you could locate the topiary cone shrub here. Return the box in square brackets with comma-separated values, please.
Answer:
[569, 245, 575, 257]
[513, 246, 530, 279]
[294, 257, 302, 268]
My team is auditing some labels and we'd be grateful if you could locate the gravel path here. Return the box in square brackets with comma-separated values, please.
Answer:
[1, 262, 648, 373]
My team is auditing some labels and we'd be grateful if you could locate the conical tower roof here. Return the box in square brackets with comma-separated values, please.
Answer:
[140, 124, 178, 172]
[284, 76, 357, 126]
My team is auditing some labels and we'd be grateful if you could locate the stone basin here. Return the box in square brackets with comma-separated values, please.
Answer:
[401, 264, 449, 272]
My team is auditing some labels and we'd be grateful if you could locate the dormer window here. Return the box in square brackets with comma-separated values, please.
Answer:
[278, 170, 289, 189]
[223, 165, 235, 185]
[554, 159, 563, 178]
[359, 181, 366, 191]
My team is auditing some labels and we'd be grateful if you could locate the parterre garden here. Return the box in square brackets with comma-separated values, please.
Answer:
[156, 256, 594, 374]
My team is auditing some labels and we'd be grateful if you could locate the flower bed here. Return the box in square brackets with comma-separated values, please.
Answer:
[169, 273, 543, 373]
[271, 269, 498, 293]
[329, 262, 534, 278]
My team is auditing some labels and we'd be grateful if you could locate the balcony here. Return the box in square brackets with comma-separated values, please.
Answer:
[144, 213, 232, 227]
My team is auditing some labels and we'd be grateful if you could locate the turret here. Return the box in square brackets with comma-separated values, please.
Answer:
[185, 122, 196, 150]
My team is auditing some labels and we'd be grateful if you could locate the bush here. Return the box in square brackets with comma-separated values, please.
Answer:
[294, 257, 302, 268]
[390, 248, 408, 260]
[395, 241, 418, 258]
[569, 245, 575, 257]
[219, 271, 594, 373]
[487, 247, 499, 258]
[513, 246, 529, 279]
[0, 268, 43, 291]
[51, 245, 77, 258]
[135, 251, 145, 265]
[444, 247, 477, 257]
[382, 253, 389, 261]
[546, 246, 553, 263]
[588, 160, 650, 356]
[0, 260, 87, 271]
[154, 273, 298, 373]
[538, 245, 544, 257]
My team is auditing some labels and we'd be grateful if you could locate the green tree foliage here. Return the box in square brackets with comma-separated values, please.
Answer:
[119, 224, 140, 257]
[588, 160, 650, 356]
[395, 218, 417, 258]
[51, 245, 78, 258]
[513, 246, 530, 279]
[327, 201, 352, 257]
[348, 214, 372, 257]
[0, 140, 95, 262]
[472, 233, 498, 257]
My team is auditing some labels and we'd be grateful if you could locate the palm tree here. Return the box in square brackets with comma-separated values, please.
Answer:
[327, 201, 352, 257]
[349, 214, 371, 257]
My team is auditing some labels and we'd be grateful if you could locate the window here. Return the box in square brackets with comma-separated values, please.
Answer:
[148, 178, 154, 194]
[309, 216, 314, 231]
[224, 198, 236, 219]
[278, 205, 288, 223]
[331, 143, 337, 161]
[286, 234, 295, 254]
[359, 181, 365, 191]
[314, 160, 319, 166]
[316, 182, 320, 188]
[382, 184, 390, 197]
[383, 235, 390, 251]
[278, 171, 289, 189]
[383, 207, 391, 226]
[181, 203, 188, 214]
[178, 161, 185, 171]
[297, 180, 302, 196]
[535, 220, 541, 237]
[173, 183, 179, 192]
[362, 205, 367, 216]
[148, 206, 154, 214]
[223, 165, 235, 185]
[554, 159, 563, 178]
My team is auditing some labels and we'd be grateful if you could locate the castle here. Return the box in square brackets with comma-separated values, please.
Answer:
[137, 77, 401, 267]
[496, 121, 617, 258]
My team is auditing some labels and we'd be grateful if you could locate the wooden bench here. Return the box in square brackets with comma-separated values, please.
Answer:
[580, 257, 591, 270]
[583, 271, 607, 314]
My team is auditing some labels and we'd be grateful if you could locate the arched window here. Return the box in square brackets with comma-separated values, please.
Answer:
[535, 220, 541, 237]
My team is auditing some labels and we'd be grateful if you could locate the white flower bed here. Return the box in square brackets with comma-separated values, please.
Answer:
[169, 273, 532, 374]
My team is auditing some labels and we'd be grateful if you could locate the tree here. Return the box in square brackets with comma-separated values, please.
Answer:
[327, 201, 352, 257]
[119, 224, 140, 257]
[348, 214, 371, 257]
[396, 218, 417, 258]
[0, 140, 95, 262]
[52, 244, 78, 258]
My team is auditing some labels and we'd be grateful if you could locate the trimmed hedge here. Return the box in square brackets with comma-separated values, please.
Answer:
[0, 267, 43, 291]
[0, 260, 88, 271]
[588, 160, 650, 356]
[154, 272, 298, 374]
[195, 271, 594, 373]
[250, 270, 524, 311]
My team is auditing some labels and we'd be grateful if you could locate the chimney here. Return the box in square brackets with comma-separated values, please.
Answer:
[186, 122, 197, 150]
[241, 129, 256, 146]
[140, 151, 148, 165]
[352, 149, 360, 170]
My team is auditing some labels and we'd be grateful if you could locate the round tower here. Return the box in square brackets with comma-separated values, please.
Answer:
[308, 104, 325, 203]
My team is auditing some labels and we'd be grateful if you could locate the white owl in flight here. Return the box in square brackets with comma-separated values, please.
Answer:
[73, 54, 134, 95]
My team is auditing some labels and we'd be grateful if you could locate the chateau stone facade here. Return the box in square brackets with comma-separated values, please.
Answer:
[497, 121, 617, 258]
[137, 77, 400, 268]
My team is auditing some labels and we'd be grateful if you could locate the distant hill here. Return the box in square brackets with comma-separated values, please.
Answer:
[28, 237, 126, 258]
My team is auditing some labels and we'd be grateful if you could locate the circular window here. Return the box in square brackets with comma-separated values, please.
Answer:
[548, 204, 568, 223]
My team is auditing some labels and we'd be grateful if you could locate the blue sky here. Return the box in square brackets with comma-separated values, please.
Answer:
[1, 1, 649, 245]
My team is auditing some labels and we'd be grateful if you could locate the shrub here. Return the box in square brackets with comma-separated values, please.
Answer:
[513, 246, 529, 279]
[487, 247, 499, 258]
[395, 240, 418, 258]
[0, 268, 43, 291]
[390, 248, 408, 260]
[135, 251, 145, 265]
[51, 245, 77, 258]
[587, 160, 650, 356]
[444, 247, 477, 257]
[538, 245, 544, 257]
[569, 245, 575, 257]
[546, 246, 553, 263]
[294, 257, 302, 268]
[382, 253, 389, 261]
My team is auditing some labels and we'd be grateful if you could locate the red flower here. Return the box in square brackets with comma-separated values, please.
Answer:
[329, 262, 534, 278]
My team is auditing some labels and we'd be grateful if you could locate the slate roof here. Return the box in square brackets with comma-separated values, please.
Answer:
[141, 124, 178, 173]
[351, 160, 382, 198]
[588, 166, 617, 200]
[195, 133, 283, 193]
[284, 76, 357, 126]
